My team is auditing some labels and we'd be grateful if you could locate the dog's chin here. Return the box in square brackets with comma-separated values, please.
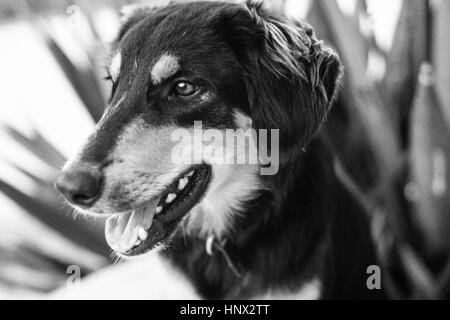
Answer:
[104, 164, 212, 258]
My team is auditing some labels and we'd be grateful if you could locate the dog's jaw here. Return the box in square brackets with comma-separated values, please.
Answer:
[104, 164, 212, 256]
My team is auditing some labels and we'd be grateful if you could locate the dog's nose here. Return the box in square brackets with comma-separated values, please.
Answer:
[55, 170, 101, 208]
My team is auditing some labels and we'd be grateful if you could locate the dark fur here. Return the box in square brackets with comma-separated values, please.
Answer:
[167, 137, 381, 299]
[73, 1, 383, 298]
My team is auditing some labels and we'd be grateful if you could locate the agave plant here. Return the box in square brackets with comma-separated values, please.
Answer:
[0, 0, 449, 298]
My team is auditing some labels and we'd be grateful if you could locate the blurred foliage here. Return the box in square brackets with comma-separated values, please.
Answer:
[309, 0, 450, 299]
[0, 0, 449, 299]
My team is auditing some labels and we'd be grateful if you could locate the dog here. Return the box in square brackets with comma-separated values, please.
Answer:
[56, 0, 382, 299]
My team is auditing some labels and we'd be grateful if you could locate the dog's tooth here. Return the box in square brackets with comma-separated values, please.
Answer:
[187, 171, 194, 177]
[166, 193, 177, 203]
[138, 227, 148, 241]
[155, 206, 162, 214]
[178, 177, 189, 190]
[135, 239, 142, 247]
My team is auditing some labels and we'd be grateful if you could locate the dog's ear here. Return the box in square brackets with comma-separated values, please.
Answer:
[224, 0, 343, 152]
[308, 26, 343, 111]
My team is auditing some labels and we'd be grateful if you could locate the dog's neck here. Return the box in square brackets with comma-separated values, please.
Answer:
[162, 137, 336, 299]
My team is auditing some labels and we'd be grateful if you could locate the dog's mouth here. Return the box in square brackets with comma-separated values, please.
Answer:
[105, 164, 211, 257]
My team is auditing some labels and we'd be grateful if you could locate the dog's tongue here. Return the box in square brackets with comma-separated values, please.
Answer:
[105, 200, 157, 253]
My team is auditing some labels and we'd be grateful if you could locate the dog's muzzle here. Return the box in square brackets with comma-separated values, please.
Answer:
[56, 162, 212, 257]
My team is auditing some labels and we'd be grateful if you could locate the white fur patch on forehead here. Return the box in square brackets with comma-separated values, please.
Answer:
[151, 54, 180, 85]
[109, 51, 122, 82]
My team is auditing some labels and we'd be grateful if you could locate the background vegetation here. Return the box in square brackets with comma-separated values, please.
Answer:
[0, 0, 448, 299]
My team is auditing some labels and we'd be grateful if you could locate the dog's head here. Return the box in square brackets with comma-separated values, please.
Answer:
[56, 0, 343, 257]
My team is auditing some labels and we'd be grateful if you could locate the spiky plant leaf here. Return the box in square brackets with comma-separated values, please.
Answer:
[382, 0, 429, 145]
[0, 178, 109, 257]
[1, 125, 65, 169]
[44, 35, 105, 122]
[409, 64, 450, 256]
[398, 243, 438, 299]
[433, 0, 450, 126]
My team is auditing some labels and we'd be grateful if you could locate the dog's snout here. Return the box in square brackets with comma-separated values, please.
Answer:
[56, 169, 101, 208]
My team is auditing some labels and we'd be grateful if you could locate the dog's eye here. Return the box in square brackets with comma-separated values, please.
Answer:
[172, 81, 200, 97]
[104, 74, 116, 89]
[103, 71, 114, 84]
[104, 74, 118, 100]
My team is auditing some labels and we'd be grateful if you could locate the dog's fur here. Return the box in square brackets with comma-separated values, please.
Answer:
[59, 0, 383, 299]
